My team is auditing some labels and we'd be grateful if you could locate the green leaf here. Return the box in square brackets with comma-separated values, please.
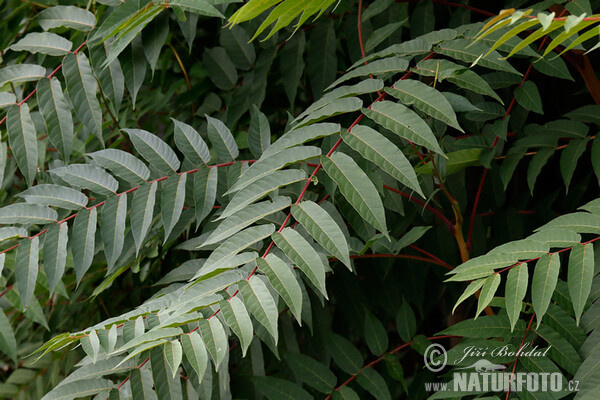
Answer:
[220, 25, 256, 70]
[90, 38, 125, 113]
[532, 253, 561, 329]
[129, 368, 157, 400]
[101, 193, 127, 272]
[326, 332, 363, 375]
[44, 223, 68, 295]
[514, 81, 543, 114]
[439, 315, 525, 338]
[356, 367, 391, 400]
[0, 204, 57, 225]
[164, 340, 183, 379]
[332, 387, 360, 400]
[193, 165, 218, 226]
[436, 38, 520, 74]
[291, 201, 351, 269]
[104, 5, 163, 67]
[592, 137, 600, 186]
[280, 29, 305, 106]
[62, 53, 103, 146]
[476, 273, 501, 317]
[528, 229, 581, 248]
[10, 32, 72, 56]
[17, 184, 87, 210]
[366, 21, 405, 52]
[229, 146, 320, 194]
[150, 346, 183, 399]
[363, 100, 444, 154]
[118, 327, 183, 354]
[328, 57, 409, 89]
[386, 80, 462, 131]
[206, 116, 239, 162]
[36, 78, 73, 161]
[449, 253, 518, 280]
[220, 297, 253, 356]
[131, 181, 157, 255]
[121, 37, 146, 107]
[297, 80, 384, 122]
[414, 59, 502, 103]
[342, 125, 423, 196]
[161, 173, 187, 243]
[202, 47, 238, 90]
[51, 164, 118, 196]
[36, 6, 96, 31]
[172, 118, 210, 166]
[88, 149, 150, 184]
[527, 147, 554, 194]
[560, 138, 589, 192]
[0, 64, 45, 87]
[0, 93, 16, 108]
[72, 207, 97, 284]
[205, 196, 290, 245]
[239, 276, 278, 342]
[487, 239, 549, 259]
[396, 300, 417, 342]
[262, 123, 340, 158]
[321, 153, 388, 237]
[181, 331, 208, 383]
[124, 128, 181, 174]
[198, 318, 227, 370]
[81, 330, 100, 363]
[272, 227, 328, 298]
[285, 352, 336, 393]
[533, 55, 574, 81]
[219, 169, 306, 220]
[569, 243, 594, 325]
[196, 224, 273, 279]
[248, 105, 271, 158]
[505, 263, 529, 331]
[253, 376, 312, 400]
[7, 104, 38, 187]
[307, 20, 337, 99]
[0, 308, 17, 363]
[257, 254, 303, 323]
[40, 379, 113, 400]
[15, 237, 39, 308]
[169, 0, 223, 17]
[536, 212, 600, 234]
[364, 311, 388, 356]
[534, 324, 581, 375]
[142, 12, 169, 76]
[295, 97, 363, 128]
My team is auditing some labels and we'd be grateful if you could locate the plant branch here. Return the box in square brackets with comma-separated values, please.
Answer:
[505, 313, 536, 400]
[466, 8, 569, 250]
[324, 334, 461, 399]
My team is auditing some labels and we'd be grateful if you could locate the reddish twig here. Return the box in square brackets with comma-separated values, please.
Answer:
[408, 245, 454, 269]
[466, 8, 570, 250]
[0, 41, 87, 127]
[349, 252, 454, 270]
[0, 160, 257, 257]
[496, 235, 600, 275]
[324, 334, 461, 399]
[505, 313, 536, 400]
[383, 184, 454, 232]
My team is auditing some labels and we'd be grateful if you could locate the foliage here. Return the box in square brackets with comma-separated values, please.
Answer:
[1, 0, 600, 399]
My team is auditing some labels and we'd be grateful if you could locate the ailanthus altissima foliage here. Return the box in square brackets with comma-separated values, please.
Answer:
[2, 0, 600, 398]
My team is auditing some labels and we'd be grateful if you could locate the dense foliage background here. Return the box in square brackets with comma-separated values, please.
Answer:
[1, 0, 600, 398]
